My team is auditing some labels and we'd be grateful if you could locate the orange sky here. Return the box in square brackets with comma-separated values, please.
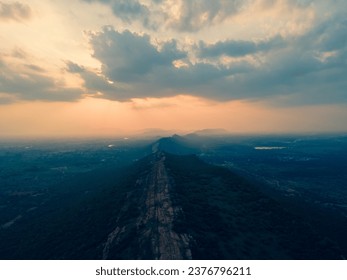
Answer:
[1, 96, 346, 138]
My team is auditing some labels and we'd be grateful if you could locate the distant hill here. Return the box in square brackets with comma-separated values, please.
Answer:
[188, 128, 229, 136]
[151, 134, 199, 155]
[137, 128, 174, 138]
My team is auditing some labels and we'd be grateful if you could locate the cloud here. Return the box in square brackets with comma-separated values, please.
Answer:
[81, 0, 246, 32]
[79, 0, 324, 33]
[66, 61, 85, 73]
[0, 56, 84, 103]
[0, 93, 15, 104]
[24, 64, 45, 72]
[164, 0, 245, 32]
[309, 16, 347, 53]
[82, 0, 154, 29]
[90, 27, 186, 83]
[109, 0, 151, 27]
[224, 14, 347, 105]
[68, 27, 255, 101]
[66, 14, 347, 106]
[198, 36, 285, 58]
[0, 1, 32, 22]
[66, 61, 123, 99]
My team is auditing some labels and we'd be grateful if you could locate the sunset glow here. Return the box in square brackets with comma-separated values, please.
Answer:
[1, 0, 346, 137]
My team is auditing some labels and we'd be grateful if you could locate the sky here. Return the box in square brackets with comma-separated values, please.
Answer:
[0, 0, 347, 138]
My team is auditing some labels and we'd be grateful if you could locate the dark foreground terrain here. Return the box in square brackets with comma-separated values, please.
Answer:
[0, 134, 346, 259]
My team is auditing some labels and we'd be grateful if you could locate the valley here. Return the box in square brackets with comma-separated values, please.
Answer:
[0, 134, 346, 259]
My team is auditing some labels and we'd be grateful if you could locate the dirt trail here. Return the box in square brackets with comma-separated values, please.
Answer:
[102, 152, 191, 260]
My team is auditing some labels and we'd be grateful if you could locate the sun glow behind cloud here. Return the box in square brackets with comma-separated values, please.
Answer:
[0, 0, 347, 137]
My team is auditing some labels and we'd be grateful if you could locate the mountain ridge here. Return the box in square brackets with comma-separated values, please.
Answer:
[102, 151, 192, 260]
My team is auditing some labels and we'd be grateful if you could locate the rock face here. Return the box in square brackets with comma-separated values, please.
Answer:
[102, 152, 192, 260]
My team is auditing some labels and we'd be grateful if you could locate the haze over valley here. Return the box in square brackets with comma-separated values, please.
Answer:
[1, 133, 346, 259]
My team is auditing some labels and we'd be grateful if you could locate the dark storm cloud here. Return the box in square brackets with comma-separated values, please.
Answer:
[0, 1, 32, 21]
[0, 58, 84, 103]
